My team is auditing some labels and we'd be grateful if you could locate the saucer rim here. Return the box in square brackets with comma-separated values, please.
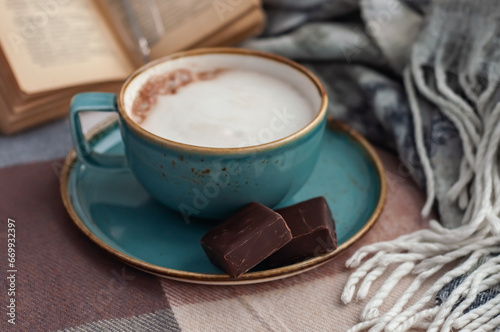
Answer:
[60, 117, 387, 285]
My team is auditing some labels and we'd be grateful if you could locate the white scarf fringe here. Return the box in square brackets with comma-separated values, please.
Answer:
[342, 58, 500, 331]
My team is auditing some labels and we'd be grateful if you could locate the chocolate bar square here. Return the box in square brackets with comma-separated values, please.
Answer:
[263, 197, 337, 268]
[201, 202, 292, 278]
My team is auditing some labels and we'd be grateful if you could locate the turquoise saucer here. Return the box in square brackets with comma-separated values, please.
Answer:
[61, 118, 386, 285]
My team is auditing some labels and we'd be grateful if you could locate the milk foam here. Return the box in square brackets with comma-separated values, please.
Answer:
[139, 69, 315, 148]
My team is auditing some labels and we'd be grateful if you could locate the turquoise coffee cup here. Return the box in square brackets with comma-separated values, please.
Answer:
[69, 48, 328, 220]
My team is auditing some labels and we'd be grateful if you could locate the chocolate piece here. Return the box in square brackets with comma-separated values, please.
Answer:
[263, 197, 337, 268]
[201, 202, 292, 278]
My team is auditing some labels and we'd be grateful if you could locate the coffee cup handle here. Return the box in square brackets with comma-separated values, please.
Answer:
[69, 92, 127, 170]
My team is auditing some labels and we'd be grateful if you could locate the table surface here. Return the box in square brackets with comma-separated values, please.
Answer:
[0, 115, 432, 331]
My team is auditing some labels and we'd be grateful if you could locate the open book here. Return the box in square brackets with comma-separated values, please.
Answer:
[0, 0, 264, 134]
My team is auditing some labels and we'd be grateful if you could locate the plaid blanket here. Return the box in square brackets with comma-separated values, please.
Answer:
[0, 125, 430, 330]
[2, 0, 499, 330]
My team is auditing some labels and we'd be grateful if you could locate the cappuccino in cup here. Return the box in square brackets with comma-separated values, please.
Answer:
[126, 54, 317, 148]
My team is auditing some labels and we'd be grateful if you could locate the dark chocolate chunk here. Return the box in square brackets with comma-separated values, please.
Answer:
[262, 197, 337, 268]
[201, 202, 292, 278]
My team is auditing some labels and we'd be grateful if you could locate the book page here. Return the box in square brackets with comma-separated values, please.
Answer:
[194, 7, 264, 49]
[98, 0, 261, 63]
[150, 0, 260, 59]
[0, 0, 134, 94]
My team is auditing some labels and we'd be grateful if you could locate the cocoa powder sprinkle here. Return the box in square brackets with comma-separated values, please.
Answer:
[131, 68, 228, 124]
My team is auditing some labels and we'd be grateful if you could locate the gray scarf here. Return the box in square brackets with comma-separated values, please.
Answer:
[244, 0, 500, 330]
